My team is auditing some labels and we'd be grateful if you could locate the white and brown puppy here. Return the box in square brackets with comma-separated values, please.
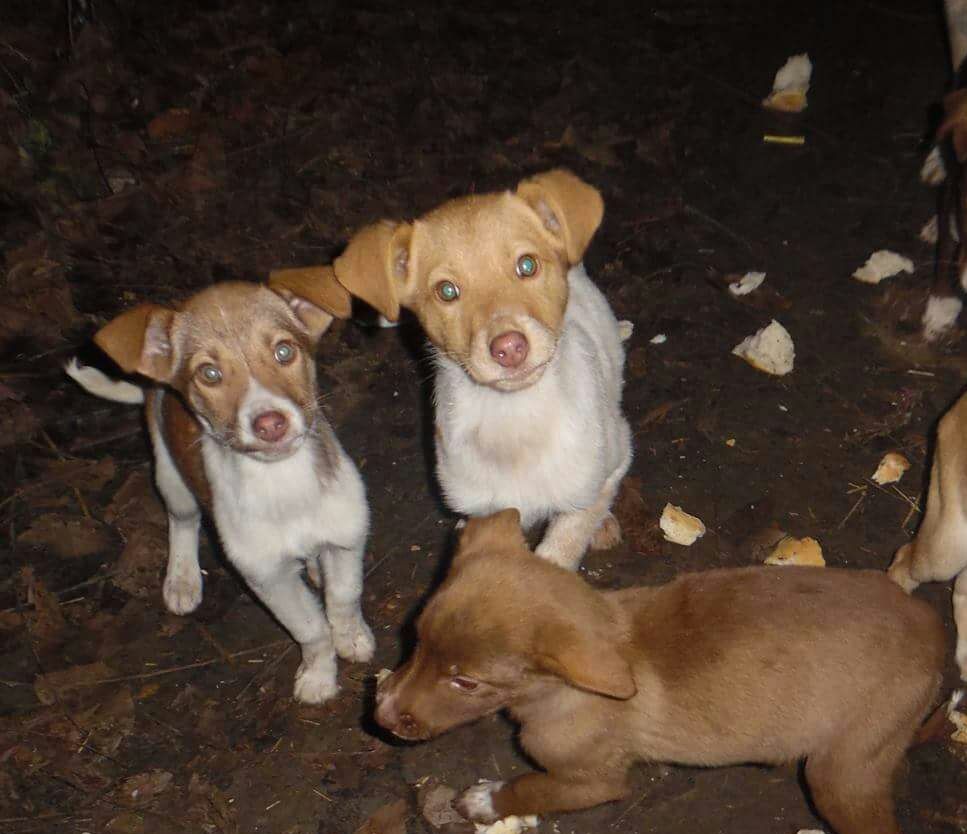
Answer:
[889, 389, 967, 680]
[66, 271, 374, 703]
[329, 170, 632, 570]
[377, 510, 945, 834]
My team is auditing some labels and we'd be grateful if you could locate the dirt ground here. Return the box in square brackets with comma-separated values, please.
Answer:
[2, 0, 967, 832]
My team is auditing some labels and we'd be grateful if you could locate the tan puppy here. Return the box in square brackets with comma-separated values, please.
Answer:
[67, 272, 375, 703]
[889, 391, 967, 680]
[376, 510, 945, 834]
[326, 170, 632, 569]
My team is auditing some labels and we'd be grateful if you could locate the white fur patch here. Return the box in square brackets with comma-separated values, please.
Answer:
[922, 295, 963, 341]
[65, 359, 145, 404]
[459, 781, 503, 823]
[237, 377, 305, 447]
[921, 145, 947, 186]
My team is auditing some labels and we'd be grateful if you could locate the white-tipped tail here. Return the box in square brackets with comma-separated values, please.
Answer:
[65, 358, 144, 404]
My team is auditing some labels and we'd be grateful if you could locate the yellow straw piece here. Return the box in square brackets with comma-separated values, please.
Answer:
[763, 134, 806, 146]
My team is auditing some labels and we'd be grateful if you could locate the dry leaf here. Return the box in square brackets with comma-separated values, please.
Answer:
[34, 661, 113, 704]
[147, 108, 199, 141]
[355, 799, 409, 834]
[20, 566, 66, 649]
[40, 457, 117, 491]
[113, 525, 167, 600]
[114, 769, 174, 808]
[18, 513, 113, 559]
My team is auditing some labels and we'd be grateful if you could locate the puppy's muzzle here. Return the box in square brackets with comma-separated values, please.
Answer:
[252, 409, 289, 444]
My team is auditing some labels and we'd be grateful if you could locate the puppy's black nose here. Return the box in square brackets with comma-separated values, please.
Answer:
[252, 410, 288, 443]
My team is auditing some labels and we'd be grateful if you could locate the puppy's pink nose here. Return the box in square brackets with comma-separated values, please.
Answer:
[489, 331, 528, 368]
[252, 410, 288, 443]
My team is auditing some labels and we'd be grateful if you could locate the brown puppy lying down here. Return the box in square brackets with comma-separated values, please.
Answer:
[376, 510, 945, 834]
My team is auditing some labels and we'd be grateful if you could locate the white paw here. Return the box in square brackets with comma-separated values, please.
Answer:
[456, 781, 504, 824]
[921, 145, 946, 186]
[331, 617, 376, 663]
[162, 569, 203, 615]
[617, 319, 634, 342]
[293, 657, 339, 703]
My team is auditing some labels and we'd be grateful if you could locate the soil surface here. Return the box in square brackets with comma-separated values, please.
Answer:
[1, 1, 967, 833]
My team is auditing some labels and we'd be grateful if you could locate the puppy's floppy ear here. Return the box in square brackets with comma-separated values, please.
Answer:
[334, 221, 414, 322]
[268, 265, 351, 342]
[939, 89, 967, 162]
[516, 169, 604, 265]
[535, 620, 636, 700]
[457, 509, 527, 557]
[94, 304, 177, 383]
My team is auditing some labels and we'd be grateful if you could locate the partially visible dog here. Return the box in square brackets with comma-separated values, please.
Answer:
[889, 389, 967, 681]
[67, 271, 375, 703]
[326, 169, 632, 570]
[919, 0, 967, 340]
[376, 510, 945, 834]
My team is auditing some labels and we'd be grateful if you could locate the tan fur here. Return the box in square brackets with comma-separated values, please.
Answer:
[938, 89, 967, 163]
[95, 281, 342, 463]
[889, 390, 967, 679]
[377, 511, 946, 834]
[334, 169, 598, 388]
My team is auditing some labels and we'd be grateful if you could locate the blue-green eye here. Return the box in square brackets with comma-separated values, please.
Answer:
[516, 254, 540, 278]
[274, 341, 296, 364]
[436, 280, 460, 302]
[198, 364, 222, 385]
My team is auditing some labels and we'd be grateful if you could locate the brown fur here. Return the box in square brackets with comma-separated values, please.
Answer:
[377, 510, 946, 834]
[331, 169, 601, 388]
[94, 276, 349, 495]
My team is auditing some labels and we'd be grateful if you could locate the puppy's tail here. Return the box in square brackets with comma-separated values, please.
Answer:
[65, 358, 144, 404]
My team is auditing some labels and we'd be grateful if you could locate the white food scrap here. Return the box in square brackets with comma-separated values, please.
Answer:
[732, 320, 794, 376]
[852, 250, 914, 285]
[763, 53, 811, 113]
[765, 536, 825, 567]
[375, 668, 393, 686]
[650, 333, 667, 345]
[660, 504, 706, 546]
[474, 816, 540, 834]
[871, 452, 910, 486]
[728, 271, 766, 296]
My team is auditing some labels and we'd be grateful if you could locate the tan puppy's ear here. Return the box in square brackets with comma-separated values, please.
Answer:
[334, 221, 414, 322]
[94, 304, 177, 383]
[536, 622, 636, 700]
[516, 169, 604, 265]
[269, 265, 351, 342]
[939, 89, 967, 162]
[457, 509, 526, 556]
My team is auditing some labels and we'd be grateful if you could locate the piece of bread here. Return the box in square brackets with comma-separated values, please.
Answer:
[659, 504, 706, 546]
[764, 536, 825, 567]
[732, 320, 794, 376]
[871, 452, 910, 486]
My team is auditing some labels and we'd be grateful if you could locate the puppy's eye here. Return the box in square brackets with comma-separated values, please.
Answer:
[274, 341, 296, 365]
[197, 364, 222, 385]
[450, 676, 479, 692]
[515, 254, 540, 279]
[436, 280, 460, 302]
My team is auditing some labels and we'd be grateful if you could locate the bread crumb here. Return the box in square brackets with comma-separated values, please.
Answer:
[948, 691, 967, 744]
[728, 271, 766, 296]
[732, 320, 794, 376]
[763, 54, 811, 113]
[765, 536, 825, 567]
[659, 504, 706, 546]
[474, 815, 540, 834]
[852, 250, 914, 284]
[871, 452, 910, 486]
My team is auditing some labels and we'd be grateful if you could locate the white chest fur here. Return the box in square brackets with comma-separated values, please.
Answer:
[201, 437, 368, 572]
[434, 265, 631, 529]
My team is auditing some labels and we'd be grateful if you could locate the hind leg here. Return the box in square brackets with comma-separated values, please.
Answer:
[805, 748, 903, 834]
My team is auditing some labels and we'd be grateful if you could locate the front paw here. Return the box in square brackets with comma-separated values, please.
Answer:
[331, 617, 376, 663]
[456, 781, 504, 824]
[293, 657, 339, 704]
[162, 569, 203, 615]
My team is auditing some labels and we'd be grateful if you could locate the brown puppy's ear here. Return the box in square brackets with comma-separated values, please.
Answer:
[269, 265, 351, 342]
[457, 509, 526, 556]
[535, 621, 636, 700]
[516, 169, 604, 265]
[939, 89, 967, 162]
[333, 221, 414, 322]
[94, 304, 177, 383]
